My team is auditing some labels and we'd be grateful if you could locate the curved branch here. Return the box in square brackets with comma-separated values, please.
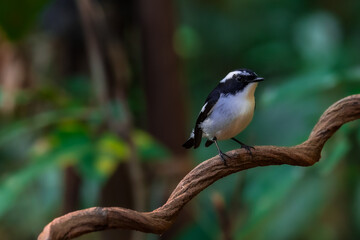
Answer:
[38, 94, 360, 240]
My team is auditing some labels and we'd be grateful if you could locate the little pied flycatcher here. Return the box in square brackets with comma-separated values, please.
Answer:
[183, 69, 264, 165]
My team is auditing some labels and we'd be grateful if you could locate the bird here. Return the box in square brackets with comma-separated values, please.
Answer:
[182, 69, 264, 165]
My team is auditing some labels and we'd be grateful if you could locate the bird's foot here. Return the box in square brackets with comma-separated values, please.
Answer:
[219, 151, 231, 166]
[241, 144, 255, 156]
[231, 138, 255, 156]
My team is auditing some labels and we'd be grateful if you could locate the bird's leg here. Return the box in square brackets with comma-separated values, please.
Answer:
[231, 138, 255, 156]
[213, 137, 230, 166]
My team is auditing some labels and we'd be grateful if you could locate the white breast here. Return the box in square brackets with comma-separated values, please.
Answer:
[200, 83, 257, 140]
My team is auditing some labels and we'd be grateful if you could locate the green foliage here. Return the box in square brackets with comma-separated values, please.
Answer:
[0, 0, 360, 239]
[133, 130, 170, 161]
[0, 81, 169, 237]
[176, 0, 360, 239]
[0, 136, 89, 218]
[0, 0, 49, 41]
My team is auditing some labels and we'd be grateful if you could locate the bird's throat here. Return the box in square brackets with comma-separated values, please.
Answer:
[245, 83, 258, 100]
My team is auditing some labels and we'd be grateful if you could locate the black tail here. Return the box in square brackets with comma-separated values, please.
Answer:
[205, 140, 214, 147]
[182, 137, 195, 149]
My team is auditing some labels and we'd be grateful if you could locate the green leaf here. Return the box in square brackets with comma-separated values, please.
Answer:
[133, 130, 170, 161]
[0, 108, 90, 146]
[0, 141, 89, 218]
[80, 134, 129, 180]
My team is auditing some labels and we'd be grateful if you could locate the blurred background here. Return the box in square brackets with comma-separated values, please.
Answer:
[0, 0, 360, 239]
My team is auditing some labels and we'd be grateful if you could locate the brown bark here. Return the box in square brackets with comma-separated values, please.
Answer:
[137, 1, 190, 237]
[63, 167, 81, 214]
[38, 94, 360, 240]
[100, 164, 133, 240]
[138, 0, 186, 154]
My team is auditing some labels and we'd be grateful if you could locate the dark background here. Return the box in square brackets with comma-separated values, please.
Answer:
[0, 0, 360, 239]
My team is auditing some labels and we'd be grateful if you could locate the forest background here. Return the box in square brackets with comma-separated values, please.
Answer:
[0, 0, 360, 239]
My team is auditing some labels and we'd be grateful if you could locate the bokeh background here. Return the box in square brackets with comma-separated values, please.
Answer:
[1, 0, 360, 239]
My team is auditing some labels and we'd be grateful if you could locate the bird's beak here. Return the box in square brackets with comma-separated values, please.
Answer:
[253, 77, 264, 82]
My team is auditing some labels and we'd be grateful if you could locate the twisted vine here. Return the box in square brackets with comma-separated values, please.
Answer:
[38, 94, 360, 240]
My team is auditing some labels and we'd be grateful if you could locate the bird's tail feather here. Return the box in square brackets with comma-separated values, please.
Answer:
[182, 137, 195, 149]
[205, 140, 214, 147]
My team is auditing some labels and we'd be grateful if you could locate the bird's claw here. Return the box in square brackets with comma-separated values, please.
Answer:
[241, 144, 255, 156]
[219, 151, 231, 166]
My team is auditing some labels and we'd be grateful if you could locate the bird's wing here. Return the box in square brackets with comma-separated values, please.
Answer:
[193, 90, 220, 148]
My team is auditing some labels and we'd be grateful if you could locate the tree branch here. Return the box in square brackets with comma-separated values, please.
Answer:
[38, 94, 360, 240]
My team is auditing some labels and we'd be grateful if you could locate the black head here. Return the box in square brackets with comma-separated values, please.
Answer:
[217, 69, 264, 95]
[231, 69, 264, 83]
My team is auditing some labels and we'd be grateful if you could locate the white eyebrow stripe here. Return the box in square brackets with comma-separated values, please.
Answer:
[240, 70, 251, 76]
[220, 70, 251, 83]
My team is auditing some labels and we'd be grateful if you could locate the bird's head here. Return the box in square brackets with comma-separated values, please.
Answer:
[221, 69, 264, 85]
[219, 69, 264, 96]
